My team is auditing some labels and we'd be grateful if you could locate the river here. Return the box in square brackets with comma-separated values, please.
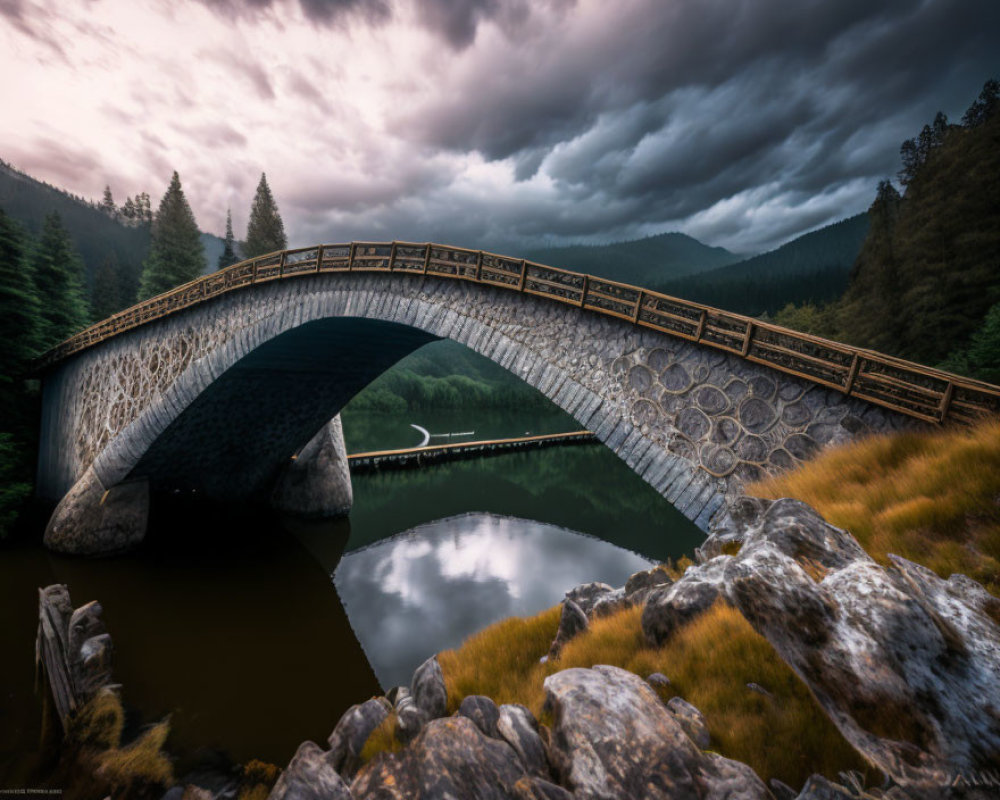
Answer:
[0, 407, 703, 783]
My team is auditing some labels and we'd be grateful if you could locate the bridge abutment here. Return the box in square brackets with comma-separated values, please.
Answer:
[43, 467, 149, 555]
[271, 415, 353, 518]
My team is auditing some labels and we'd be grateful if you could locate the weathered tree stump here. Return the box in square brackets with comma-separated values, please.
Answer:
[35, 584, 117, 733]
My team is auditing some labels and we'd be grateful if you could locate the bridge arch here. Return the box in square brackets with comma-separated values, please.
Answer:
[40, 242, 996, 554]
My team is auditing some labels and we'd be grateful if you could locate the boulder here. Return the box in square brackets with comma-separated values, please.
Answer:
[695, 496, 772, 563]
[393, 687, 429, 743]
[624, 567, 673, 606]
[547, 599, 589, 659]
[410, 655, 448, 720]
[542, 665, 769, 799]
[511, 776, 575, 800]
[641, 556, 732, 646]
[564, 582, 616, 616]
[723, 498, 1000, 786]
[268, 741, 351, 800]
[350, 716, 530, 799]
[590, 587, 627, 618]
[666, 696, 710, 749]
[327, 696, 392, 778]
[458, 694, 501, 739]
[497, 703, 550, 779]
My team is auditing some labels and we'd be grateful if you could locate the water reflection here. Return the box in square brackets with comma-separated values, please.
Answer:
[334, 513, 654, 688]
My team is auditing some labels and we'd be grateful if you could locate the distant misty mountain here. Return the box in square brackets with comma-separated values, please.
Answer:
[524, 232, 743, 288]
[660, 213, 870, 316]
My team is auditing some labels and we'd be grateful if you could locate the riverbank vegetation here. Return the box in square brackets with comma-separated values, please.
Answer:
[750, 417, 1000, 598]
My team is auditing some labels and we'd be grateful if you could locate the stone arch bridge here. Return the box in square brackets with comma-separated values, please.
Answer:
[36, 242, 1000, 554]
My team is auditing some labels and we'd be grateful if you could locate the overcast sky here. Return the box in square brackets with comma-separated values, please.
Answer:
[1, 0, 997, 254]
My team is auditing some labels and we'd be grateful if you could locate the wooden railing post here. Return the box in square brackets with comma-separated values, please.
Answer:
[315, 244, 324, 272]
[388, 242, 397, 271]
[348, 243, 356, 271]
[422, 243, 431, 275]
[695, 309, 707, 341]
[278, 251, 286, 277]
[939, 381, 955, 423]
[579, 275, 588, 307]
[741, 321, 754, 356]
[518, 259, 527, 292]
[844, 353, 860, 394]
[632, 291, 644, 324]
[475, 251, 483, 282]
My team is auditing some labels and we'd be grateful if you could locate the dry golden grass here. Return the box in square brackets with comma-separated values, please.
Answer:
[359, 711, 405, 763]
[61, 691, 175, 798]
[437, 601, 869, 787]
[94, 719, 174, 793]
[750, 418, 1000, 595]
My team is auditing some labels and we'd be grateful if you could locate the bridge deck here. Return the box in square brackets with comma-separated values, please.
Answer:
[37, 241, 1000, 426]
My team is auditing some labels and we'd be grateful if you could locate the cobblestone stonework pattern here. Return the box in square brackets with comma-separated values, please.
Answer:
[38, 273, 919, 531]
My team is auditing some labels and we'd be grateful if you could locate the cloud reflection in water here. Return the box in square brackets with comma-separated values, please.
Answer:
[334, 512, 654, 689]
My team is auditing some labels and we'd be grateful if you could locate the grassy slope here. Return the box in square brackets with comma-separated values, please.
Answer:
[751, 419, 1000, 597]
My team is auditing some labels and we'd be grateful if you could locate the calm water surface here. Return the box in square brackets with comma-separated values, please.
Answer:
[0, 418, 703, 783]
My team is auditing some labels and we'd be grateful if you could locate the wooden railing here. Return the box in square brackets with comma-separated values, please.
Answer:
[36, 241, 1000, 426]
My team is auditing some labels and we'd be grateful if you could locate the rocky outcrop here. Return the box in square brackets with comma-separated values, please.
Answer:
[268, 741, 351, 800]
[458, 694, 501, 738]
[410, 656, 448, 721]
[543, 665, 769, 799]
[350, 716, 553, 799]
[720, 498, 1000, 786]
[327, 697, 392, 779]
[642, 556, 730, 645]
[547, 599, 589, 659]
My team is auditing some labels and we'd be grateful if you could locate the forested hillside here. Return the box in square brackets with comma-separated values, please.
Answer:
[662, 214, 869, 315]
[525, 232, 741, 288]
[772, 78, 1000, 379]
[0, 161, 227, 313]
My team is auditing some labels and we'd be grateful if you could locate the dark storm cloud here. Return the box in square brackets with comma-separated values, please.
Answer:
[193, 0, 390, 26]
[369, 0, 999, 251]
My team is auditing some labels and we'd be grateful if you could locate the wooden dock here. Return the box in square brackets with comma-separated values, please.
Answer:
[347, 430, 596, 473]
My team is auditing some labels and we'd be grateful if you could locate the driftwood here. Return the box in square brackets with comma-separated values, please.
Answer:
[35, 584, 117, 732]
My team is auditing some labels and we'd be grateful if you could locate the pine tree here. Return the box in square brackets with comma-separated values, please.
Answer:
[101, 186, 117, 218]
[91, 251, 123, 322]
[138, 172, 206, 300]
[0, 208, 41, 395]
[244, 173, 287, 257]
[30, 211, 89, 351]
[217, 208, 240, 270]
[121, 196, 136, 220]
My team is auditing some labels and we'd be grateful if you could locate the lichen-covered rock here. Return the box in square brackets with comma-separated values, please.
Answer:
[393, 687, 429, 743]
[695, 496, 772, 563]
[624, 566, 673, 606]
[564, 582, 616, 616]
[410, 655, 448, 720]
[666, 696, 711, 749]
[350, 716, 530, 799]
[542, 665, 769, 799]
[646, 672, 671, 689]
[590, 587, 627, 618]
[548, 599, 589, 659]
[268, 741, 351, 800]
[497, 703, 550, 779]
[458, 694, 501, 739]
[327, 696, 392, 778]
[641, 556, 732, 645]
[511, 776, 575, 800]
[723, 498, 1000, 786]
